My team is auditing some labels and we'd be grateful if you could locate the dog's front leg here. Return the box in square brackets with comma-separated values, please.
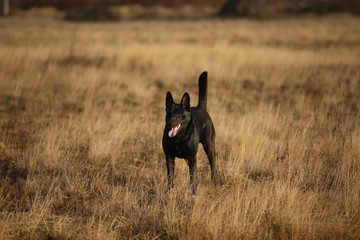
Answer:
[187, 156, 198, 194]
[166, 156, 175, 190]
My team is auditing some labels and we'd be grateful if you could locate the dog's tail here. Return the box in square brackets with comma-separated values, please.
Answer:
[197, 71, 207, 110]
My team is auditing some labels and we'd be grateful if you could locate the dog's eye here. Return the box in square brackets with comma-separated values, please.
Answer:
[182, 115, 186, 119]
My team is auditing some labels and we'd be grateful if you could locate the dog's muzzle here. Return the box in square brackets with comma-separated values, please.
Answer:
[168, 123, 181, 138]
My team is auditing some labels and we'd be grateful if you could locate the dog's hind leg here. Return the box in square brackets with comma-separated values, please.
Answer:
[202, 139, 217, 183]
[166, 156, 175, 190]
[187, 156, 198, 194]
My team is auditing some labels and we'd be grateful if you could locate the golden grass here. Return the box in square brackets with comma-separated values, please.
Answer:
[0, 15, 360, 239]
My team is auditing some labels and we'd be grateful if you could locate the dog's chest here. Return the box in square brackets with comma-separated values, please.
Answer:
[173, 139, 196, 158]
[174, 144, 187, 158]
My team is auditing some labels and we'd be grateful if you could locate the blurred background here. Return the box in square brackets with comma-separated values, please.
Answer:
[1, 0, 360, 20]
[1, 0, 360, 239]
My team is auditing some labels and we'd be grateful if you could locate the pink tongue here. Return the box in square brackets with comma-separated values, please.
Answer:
[168, 124, 181, 138]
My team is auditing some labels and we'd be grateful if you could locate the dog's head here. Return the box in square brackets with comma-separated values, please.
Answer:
[165, 91, 191, 138]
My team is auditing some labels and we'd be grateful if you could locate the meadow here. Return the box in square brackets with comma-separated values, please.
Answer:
[0, 14, 360, 239]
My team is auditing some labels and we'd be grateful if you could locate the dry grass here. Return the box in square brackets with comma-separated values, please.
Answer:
[0, 14, 360, 239]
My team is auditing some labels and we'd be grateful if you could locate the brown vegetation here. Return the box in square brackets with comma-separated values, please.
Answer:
[0, 15, 360, 239]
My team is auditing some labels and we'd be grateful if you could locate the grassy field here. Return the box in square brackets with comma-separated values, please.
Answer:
[0, 14, 360, 239]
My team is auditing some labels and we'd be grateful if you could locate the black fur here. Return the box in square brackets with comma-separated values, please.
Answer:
[162, 71, 217, 193]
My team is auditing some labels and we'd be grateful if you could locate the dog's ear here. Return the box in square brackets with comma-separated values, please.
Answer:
[181, 92, 190, 111]
[166, 91, 174, 109]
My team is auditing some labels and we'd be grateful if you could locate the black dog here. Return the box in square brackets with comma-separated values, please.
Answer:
[162, 71, 217, 193]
